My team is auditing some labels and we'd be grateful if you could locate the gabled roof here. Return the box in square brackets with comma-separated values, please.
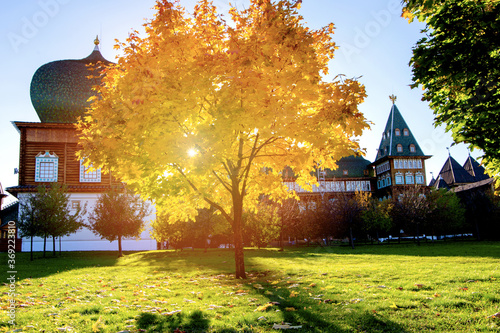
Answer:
[324, 155, 372, 178]
[438, 155, 476, 186]
[463, 155, 489, 181]
[375, 104, 426, 161]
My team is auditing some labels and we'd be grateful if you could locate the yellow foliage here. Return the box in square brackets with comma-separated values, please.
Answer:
[77, 0, 369, 276]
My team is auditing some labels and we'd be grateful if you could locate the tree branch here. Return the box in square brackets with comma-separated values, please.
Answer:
[173, 164, 233, 225]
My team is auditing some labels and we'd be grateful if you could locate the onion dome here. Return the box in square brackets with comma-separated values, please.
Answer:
[30, 36, 112, 123]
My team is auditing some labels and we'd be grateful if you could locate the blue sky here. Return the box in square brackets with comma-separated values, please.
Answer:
[0, 0, 481, 189]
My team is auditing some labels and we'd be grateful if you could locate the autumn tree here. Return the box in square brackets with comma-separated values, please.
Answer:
[87, 188, 149, 257]
[78, 0, 368, 278]
[403, 0, 500, 180]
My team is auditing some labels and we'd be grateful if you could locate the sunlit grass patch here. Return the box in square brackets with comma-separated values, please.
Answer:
[1, 242, 499, 332]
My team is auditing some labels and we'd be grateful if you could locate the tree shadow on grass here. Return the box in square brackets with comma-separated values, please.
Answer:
[136, 310, 209, 333]
[253, 289, 409, 333]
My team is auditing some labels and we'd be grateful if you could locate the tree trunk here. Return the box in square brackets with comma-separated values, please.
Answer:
[43, 236, 46, 258]
[232, 194, 246, 279]
[118, 236, 123, 257]
[30, 236, 34, 261]
[416, 223, 421, 246]
[53, 236, 56, 256]
[349, 226, 355, 249]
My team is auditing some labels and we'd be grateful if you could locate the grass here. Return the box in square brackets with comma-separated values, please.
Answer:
[1, 242, 500, 332]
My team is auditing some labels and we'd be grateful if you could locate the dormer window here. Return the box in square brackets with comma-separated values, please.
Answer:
[395, 128, 401, 136]
[343, 170, 348, 176]
[409, 144, 416, 153]
[403, 128, 409, 136]
[396, 144, 403, 153]
[35, 151, 58, 182]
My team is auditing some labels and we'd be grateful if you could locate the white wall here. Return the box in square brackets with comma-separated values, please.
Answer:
[18, 192, 157, 252]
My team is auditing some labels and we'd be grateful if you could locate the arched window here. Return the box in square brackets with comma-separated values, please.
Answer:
[403, 128, 409, 136]
[396, 144, 403, 153]
[409, 144, 416, 153]
[395, 128, 401, 136]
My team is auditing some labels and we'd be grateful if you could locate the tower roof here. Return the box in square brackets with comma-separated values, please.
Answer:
[438, 155, 476, 186]
[30, 37, 112, 123]
[463, 155, 489, 181]
[375, 103, 426, 161]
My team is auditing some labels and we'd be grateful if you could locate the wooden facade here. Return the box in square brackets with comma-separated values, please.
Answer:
[10, 122, 121, 193]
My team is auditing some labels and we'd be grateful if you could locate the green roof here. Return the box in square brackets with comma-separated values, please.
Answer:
[375, 104, 425, 161]
[324, 155, 372, 178]
[30, 43, 112, 123]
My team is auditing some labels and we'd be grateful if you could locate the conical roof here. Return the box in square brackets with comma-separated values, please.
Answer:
[438, 155, 476, 186]
[463, 155, 489, 181]
[375, 104, 425, 161]
[30, 37, 112, 123]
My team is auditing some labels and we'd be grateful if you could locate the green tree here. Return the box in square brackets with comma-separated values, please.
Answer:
[361, 197, 392, 243]
[426, 189, 465, 240]
[78, 0, 368, 278]
[243, 201, 280, 248]
[404, 0, 500, 179]
[39, 184, 85, 256]
[18, 193, 42, 261]
[87, 188, 149, 257]
[17, 184, 84, 260]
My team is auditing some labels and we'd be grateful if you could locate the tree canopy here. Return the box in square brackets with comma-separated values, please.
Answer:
[17, 184, 84, 260]
[87, 188, 149, 257]
[403, 0, 500, 179]
[78, 0, 368, 278]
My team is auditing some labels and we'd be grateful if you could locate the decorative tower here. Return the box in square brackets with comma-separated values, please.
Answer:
[371, 96, 431, 198]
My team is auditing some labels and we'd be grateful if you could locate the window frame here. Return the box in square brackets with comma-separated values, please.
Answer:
[79, 160, 102, 183]
[35, 151, 58, 182]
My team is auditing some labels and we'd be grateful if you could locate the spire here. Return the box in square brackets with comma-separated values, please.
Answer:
[389, 94, 397, 105]
[375, 103, 426, 161]
[93, 35, 100, 51]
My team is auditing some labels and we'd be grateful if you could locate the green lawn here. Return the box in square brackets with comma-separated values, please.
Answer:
[2, 242, 500, 332]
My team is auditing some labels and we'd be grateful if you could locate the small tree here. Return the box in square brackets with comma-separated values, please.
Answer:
[277, 198, 301, 250]
[361, 197, 392, 243]
[87, 188, 149, 257]
[39, 184, 85, 256]
[243, 202, 280, 249]
[330, 192, 368, 249]
[426, 189, 465, 240]
[391, 186, 429, 245]
[17, 184, 84, 260]
[18, 193, 42, 261]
